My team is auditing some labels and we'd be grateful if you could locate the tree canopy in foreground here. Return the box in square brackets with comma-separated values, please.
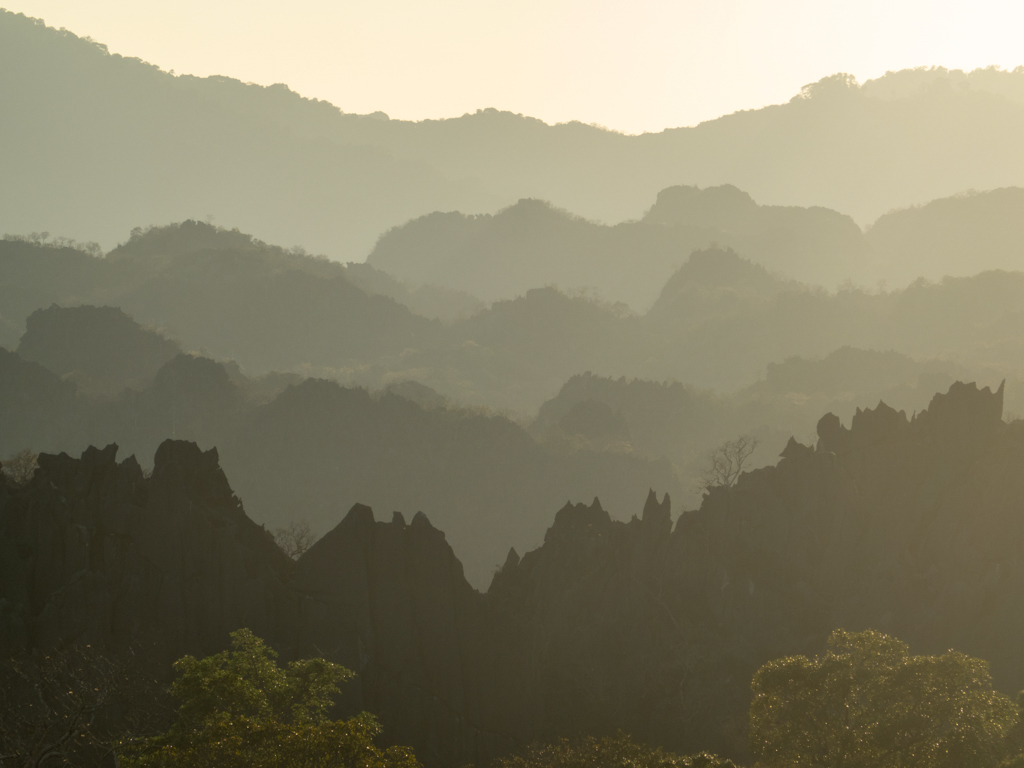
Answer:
[120, 629, 420, 768]
[492, 732, 735, 768]
[750, 629, 1019, 768]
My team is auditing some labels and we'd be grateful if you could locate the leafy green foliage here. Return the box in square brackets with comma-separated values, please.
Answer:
[492, 732, 735, 768]
[750, 629, 1018, 768]
[120, 629, 419, 768]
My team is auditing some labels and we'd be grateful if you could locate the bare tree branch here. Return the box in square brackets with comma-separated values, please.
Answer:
[0, 644, 165, 768]
[1, 449, 38, 489]
[273, 520, 315, 559]
[696, 435, 759, 493]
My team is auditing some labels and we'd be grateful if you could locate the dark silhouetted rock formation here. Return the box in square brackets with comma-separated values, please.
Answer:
[5, 382, 1024, 767]
[225, 377, 680, 587]
[0, 440, 508, 766]
[0, 440, 295, 666]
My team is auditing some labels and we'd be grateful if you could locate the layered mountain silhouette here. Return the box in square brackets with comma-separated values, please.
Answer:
[866, 187, 1024, 285]
[5, 9, 1024, 260]
[0, 306, 678, 586]
[0, 222, 441, 370]
[7, 8, 1024, 766]
[17, 305, 181, 397]
[530, 349, 991, 506]
[6, 224, 1024, 414]
[4, 381, 1024, 767]
[4, 297, 1020, 582]
[369, 188, 865, 308]
[370, 184, 1024, 309]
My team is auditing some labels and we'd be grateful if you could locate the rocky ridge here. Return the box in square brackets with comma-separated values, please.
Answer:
[3, 381, 1024, 765]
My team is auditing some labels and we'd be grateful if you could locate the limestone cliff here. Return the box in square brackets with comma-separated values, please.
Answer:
[4, 381, 1024, 766]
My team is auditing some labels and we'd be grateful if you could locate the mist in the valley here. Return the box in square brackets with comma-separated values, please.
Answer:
[4, 5, 1024, 768]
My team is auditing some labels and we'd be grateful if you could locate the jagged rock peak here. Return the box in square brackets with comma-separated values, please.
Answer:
[411, 510, 438, 531]
[545, 497, 611, 543]
[503, 546, 521, 570]
[641, 489, 672, 537]
[81, 442, 119, 468]
[816, 411, 847, 454]
[391, 510, 407, 526]
[849, 400, 908, 448]
[37, 443, 117, 474]
[914, 380, 1005, 439]
[150, 439, 234, 502]
[153, 438, 218, 469]
[817, 381, 1006, 456]
[342, 502, 376, 528]
[294, 503, 374, 567]
[34, 443, 142, 493]
[488, 546, 523, 593]
[780, 436, 814, 460]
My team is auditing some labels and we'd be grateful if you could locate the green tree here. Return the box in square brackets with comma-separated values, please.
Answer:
[492, 731, 734, 768]
[749, 629, 1018, 768]
[120, 629, 419, 768]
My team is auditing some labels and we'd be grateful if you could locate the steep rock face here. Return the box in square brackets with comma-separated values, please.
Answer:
[474, 381, 1024, 759]
[6, 382, 1024, 768]
[0, 440, 298, 669]
[0, 440, 507, 766]
[226, 377, 680, 588]
[486, 493, 691, 743]
[292, 507, 510, 767]
[708, 382, 1024, 717]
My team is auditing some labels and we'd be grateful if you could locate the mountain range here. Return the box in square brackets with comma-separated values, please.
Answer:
[4, 8, 1024, 267]
[4, 380, 1023, 767]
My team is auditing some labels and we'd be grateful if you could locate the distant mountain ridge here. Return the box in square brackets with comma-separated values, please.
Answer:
[367, 189, 864, 308]
[370, 185, 1024, 308]
[0, 221, 442, 370]
[0, 305, 679, 586]
[528, 348, 994, 507]
[4, 9, 1024, 261]
[7, 223, 1024, 415]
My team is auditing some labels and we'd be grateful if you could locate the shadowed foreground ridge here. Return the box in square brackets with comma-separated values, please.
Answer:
[3, 381, 1024, 764]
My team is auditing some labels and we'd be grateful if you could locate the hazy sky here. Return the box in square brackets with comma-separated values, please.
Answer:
[7, 0, 1024, 134]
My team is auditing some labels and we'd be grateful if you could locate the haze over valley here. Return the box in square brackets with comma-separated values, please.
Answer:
[4, 5, 1024, 768]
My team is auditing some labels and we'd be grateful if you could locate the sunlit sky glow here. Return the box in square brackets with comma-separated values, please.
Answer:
[6, 0, 1024, 134]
